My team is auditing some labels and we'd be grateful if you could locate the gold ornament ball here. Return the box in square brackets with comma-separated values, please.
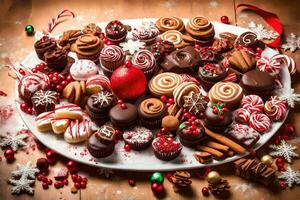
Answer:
[261, 155, 273, 166]
[207, 171, 221, 184]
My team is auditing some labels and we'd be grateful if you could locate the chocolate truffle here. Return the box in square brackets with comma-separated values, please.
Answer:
[44, 48, 68, 70]
[204, 103, 233, 132]
[109, 103, 138, 130]
[123, 126, 154, 150]
[105, 20, 128, 43]
[34, 36, 56, 60]
[87, 125, 115, 158]
[240, 70, 275, 100]
[160, 46, 201, 73]
[31, 90, 59, 115]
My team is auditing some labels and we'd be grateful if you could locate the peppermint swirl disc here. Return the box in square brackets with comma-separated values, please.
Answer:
[161, 30, 185, 48]
[173, 82, 201, 107]
[132, 49, 156, 72]
[149, 72, 183, 97]
[241, 95, 264, 114]
[155, 17, 184, 32]
[140, 98, 165, 115]
[264, 96, 287, 121]
[257, 56, 281, 76]
[234, 108, 250, 124]
[249, 113, 271, 133]
[208, 82, 243, 108]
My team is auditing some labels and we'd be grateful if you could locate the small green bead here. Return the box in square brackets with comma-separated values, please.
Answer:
[150, 172, 164, 184]
[25, 25, 34, 35]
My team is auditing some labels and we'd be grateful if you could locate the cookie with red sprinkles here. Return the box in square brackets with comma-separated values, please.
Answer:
[152, 136, 182, 161]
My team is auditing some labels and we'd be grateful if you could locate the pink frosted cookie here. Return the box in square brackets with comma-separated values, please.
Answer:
[249, 113, 271, 133]
[54, 103, 83, 121]
[264, 96, 287, 121]
[86, 74, 111, 94]
[35, 111, 54, 132]
[241, 95, 264, 114]
[234, 108, 250, 124]
[64, 119, 91, 143]
[70, 59, 98, 81]
[51, 118, 70, 134]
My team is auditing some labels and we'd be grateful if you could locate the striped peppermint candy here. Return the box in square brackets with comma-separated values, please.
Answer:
[249, 113, 271, 133]
[234, 108, 251, 124]
[271, 54, 296, 75]
[264, 96, 287, 121]
[241, 95, 264, 114]
[257, 56, 281, 76]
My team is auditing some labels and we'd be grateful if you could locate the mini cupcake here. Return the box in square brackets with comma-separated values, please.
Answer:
[109, 103, 138, 130]
[138, 98, 168, 129]
[73, 34, 104, 62]
[152, 136, 182, 161]
[105, 20, 129, 43]
[34, 36, 56, 60]
[70, 59, 99, 81]
[31, 90, 59, 115]
[44, 48, 68, 70]
[87, 125, 115, 158]
[198, 63, 227, 91]
[86, 91, 115, 125]
[123, 126, 153, 150]
[132, 22, 159, 44]
[177, 119, 206, 148]
[99, 45, 125, 77]
[132, 49, 157, 79]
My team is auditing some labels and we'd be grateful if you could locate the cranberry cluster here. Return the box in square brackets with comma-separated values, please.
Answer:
[20, 102, 34, 115]
[48, 72, 73, 92]
[117, 99, 127, 109]
[211, 103, 229, 120]
[99, 32, 114, 45]
[181, 117, 201, 136]
[156, 128, 173, 138]
[160, 95, 174, 107]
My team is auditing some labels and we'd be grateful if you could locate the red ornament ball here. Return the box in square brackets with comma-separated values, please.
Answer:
[151, 182, 164, 194]
[36, 158, 49, 172]
[220, 16, 229, 24]
[110, 61, 146, 100]
[124, 144, 131, 152]
[46, 150, 57, 164]
[128, 179, 136, 186]
[279, 181, 287, 190]
[202, 186, 209, 196]
[4, 149, 15, 162]
[284, 123, 295, 136]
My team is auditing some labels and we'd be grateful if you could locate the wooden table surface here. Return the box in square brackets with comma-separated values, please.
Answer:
[0, 0, 300, 199]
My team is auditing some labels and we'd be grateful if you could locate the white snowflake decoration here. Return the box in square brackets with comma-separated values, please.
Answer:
[0, 132, 28, 151]
[120, 40, 145, 55]
[9, 161, 39, 195]
[9, 177, 35, 195]
[269, 140, 299, 163]
[281, 33, 300, 52]
[97, 168, 114, 178]
[248, 21, 279, 40]
[276, 87, 300, 108]
[278, 165, 300, 188]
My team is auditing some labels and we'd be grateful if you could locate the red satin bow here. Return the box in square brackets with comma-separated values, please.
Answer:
[237, 4, 283, 48]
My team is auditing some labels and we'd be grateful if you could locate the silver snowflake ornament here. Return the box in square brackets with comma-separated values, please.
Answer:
[278, 165, 300, 188]
[276, 87, 300, 108]
[12, 161, 40, 179]
[183, 92, 208, 115]
[0, 132, 28, 151]
[9, 177, 35, 195]
[248, 21, 279, 40]
[269, 140, 299, 163]
[281, 33, 300, 52]
[120, 39, 145, 55]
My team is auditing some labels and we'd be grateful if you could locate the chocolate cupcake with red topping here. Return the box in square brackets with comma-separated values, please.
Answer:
[198, 63, 227, 91]
[109, 103, 138, 130]
[123, 126, 154, 151]
[44, 48, 68, 71]
[148, 39, 175, 63]
[99, 45, 125, 77]
[132, 49, 157, 79]
[152, 136, 182, 161]
[204, 103, 233, 132]
[198, 47, 222, 63]
[34, 36, 56, 60]
[177, 118, 206, 148]
[105, 20, 129, 43]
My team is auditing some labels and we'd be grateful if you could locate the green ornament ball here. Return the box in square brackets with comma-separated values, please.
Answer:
[150, 172, 164, 183]
[25, 25, 34, 36]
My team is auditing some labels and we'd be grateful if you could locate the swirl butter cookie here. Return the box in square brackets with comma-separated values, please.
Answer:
[155, 17, 185, 33]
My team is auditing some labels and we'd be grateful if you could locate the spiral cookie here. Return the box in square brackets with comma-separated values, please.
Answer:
[149, 72, 183, 97]
[234, 108, 250, 124]
[185, 16, 215, 41]
[140, 98, 165, 115]
[161, 30, 186, 48]
[249, 113, 271, 133]
[155, 17, 185, 33]
[241, 95, 264, 114]
[208, 82, 243, 108]
[173, 82, 201, 107]
[264, 96, 287, 121]
[236, 32, 258, 47]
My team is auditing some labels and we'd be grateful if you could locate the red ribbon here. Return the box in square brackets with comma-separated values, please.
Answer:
[237, 4, 283, 48]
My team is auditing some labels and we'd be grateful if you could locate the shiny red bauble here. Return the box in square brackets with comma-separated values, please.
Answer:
[284, 123, 295, 136]
[151, 182, 164, 194]
[202, 187, 209, 196]
[4, 149, 15, 162]
[110, 61, 146, 100]
[220, 16, 229, 24]
[36, 158, 49, 172]
[46, 150, 57, 164]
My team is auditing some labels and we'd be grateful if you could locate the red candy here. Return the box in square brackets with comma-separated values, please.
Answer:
[249, 113, 271, 133]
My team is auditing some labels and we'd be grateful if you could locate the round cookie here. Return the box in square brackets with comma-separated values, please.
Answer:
[123, 126, 154, 150]
[34, 36, 56, 60]
[105, 20, 128, 43]
[86, 74, 111, 95]
[70, 59, 99, 81]
[185, 16, 215, 43]
[155, 17, 185, 33]
[109, 103, 138, 130]
[198, 63, 227, 91]
[173, 82, 201, 107]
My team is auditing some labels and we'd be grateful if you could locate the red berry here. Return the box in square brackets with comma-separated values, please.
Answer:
[63, 179, 68, 185]
[191, 125, 197, 130]
[106, 40, 113, 45]
[42, 176, 48, 183]
[219, 115, 225, 120]
[222, 107, 229, 113]
[19, 69, 26, 75]
[160, 95, 168, 102]
[77, 176, 82, 183]
[255, 52, 261, 57]
[120, 103, 127, 109]
[128, 179, 135, 186]
[166, 173, 174, 183]
[151, 182, 164, 194]
[183, 112, 191, 119]
[53, 72, 59, 77]
[212, 108, 219, 114]
[46, 150, 57, 164]
[71, 174, 78, 182]
[284, 123, 295, 136]
[80, 181, 87, 189]
[37, 174, 44, 181]
[31, 68, 37, 73]
[256, 47, 263, 54]
[48, 179, 53, 185]
[191, 116, 197, 121]
[276, 157, 285, 166]
[48, 74, 53, 79]
[194, 44, 200, 50]
[82, 177, 88, 184]
[52, 76, 59, 84]
[156, 133, 162, 137]
[117, 99, 123, 104]
[66, 75, 73, 82]
[4, 149, 14, 161]
[61, 80, 68, 87]
[168, 98, 174, 104]
[202, 187, 209, 196]
[74, 182, 81, 189]
[220, 16, 229, 24]
[54, 182, 60, 189]
[42, 182, 49, 189]
[161, 128, 167, 133]
[67, 160, 76, 169]
[279, 181, 286, 190]
[36, 158, 49, 172]
[199, 112, 204, 119]
[26, 107, 33, 114]
[124, 60, 132, 67]
[20, 103, 28, 111]
[124, 144, 131, 152]
[56, 85, 63, 92]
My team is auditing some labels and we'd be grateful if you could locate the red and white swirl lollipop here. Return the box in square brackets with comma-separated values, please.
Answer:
[241, 95, 264, 114]
[257, 56, 281, 76]
[264, 96, 287, 121]
[234, 108, 250, 124]
[249, 113, 271, 133]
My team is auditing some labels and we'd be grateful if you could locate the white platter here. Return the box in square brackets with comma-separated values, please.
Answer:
[16, 19, 290, 171]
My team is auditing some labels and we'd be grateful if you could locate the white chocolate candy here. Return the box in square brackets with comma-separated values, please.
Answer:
[54, 103, 83, 121]
[51, 118, 70, 134]
[35, 111, 54, 132]
[70, 59, 99, 81]
[64, 119, 91, 143]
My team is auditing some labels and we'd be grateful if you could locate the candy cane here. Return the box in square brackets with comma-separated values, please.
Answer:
[43, 10, 75, 34]
[272, 54, 296, 75]
[223, 73, 237, 82]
